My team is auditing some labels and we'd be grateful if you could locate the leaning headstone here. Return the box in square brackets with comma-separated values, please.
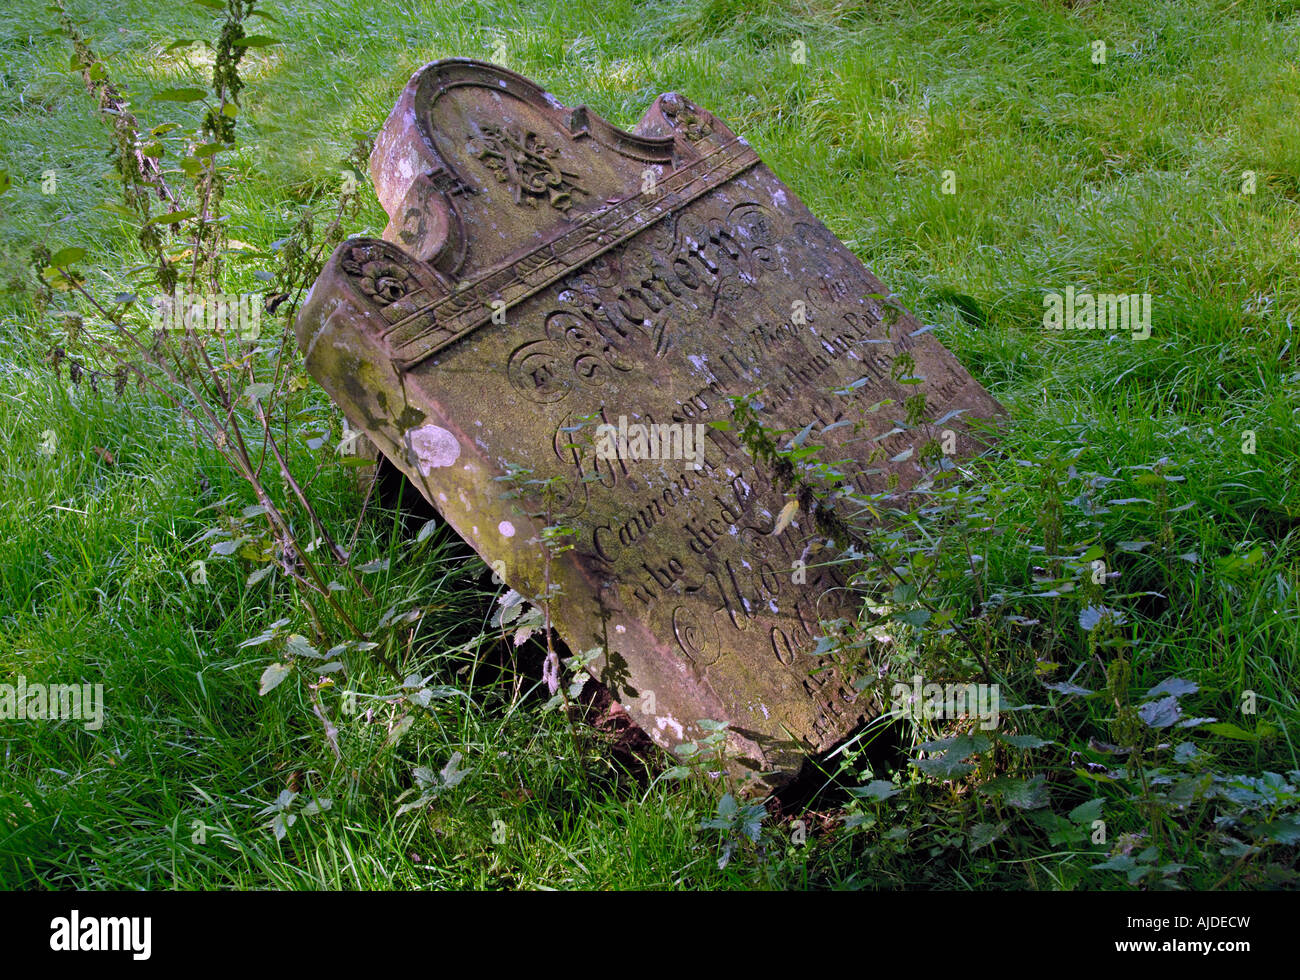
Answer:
[296, 59, 1003, 789]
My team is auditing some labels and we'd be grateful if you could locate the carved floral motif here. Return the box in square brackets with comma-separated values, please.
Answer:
[466, 122, 588, 213]
[339, 245, 415, 304]
[659, 92, 713, 142]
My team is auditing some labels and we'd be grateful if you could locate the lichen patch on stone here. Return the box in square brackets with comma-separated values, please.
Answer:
[405, 423, 460, 474]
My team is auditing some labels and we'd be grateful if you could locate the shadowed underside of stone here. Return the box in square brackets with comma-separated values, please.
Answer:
[296, 59, 1004, 790]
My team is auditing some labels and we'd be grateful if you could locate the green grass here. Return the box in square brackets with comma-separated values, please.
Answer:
[0, 0, 1297, 889]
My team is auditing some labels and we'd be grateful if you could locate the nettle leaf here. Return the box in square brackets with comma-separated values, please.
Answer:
[232, 34, 281, 48]
[1204, 721, 1259, 742]
[716, 840, 735, 870]
[911, 734, 990, 779]
[1044, 680, 1094, 696]
[299, 798, 332, 817]
[272, 788, 297, 811]
[1146, 677, 1197, 699]
[891, 583, 918, 604]
[741, 805, 766, 842]
[1091, 854, 1137, 873]
[440, 751, 469, 789]
[893, 607, 931, 627]
[493, 589, 526, 626]
[1069, 798, 1104, 825]
[1137, 695, 1183, 729]
[1028, 810, 1084, 847]
[915, 733, 992, 754]
[1260, 819, 1300, 845]
[258, 662, 292, 696]
[849, 780, 902, 802]
[969, 821, 1007, 852]
[239, 618, 289, 648]
[357, 557, 390, 574]
[1079, 605, 1126, 631]
[244, 382, 274, 404]
[273, 811, 299, 841]
[716, 793, 739, 821]
[931, 408, 966, 427]
[385, 714, 415, 747]
[49, 246, 86, 267]
[152, 86, 208, 102]
[144, 209, 196, 227]
[246, 564, 274, 586]
[998, 734, 1054, 750]
[285, 634, 321, 659]
[980, 775, 1049, 810]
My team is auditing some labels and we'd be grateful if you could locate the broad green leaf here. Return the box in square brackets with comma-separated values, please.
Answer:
[233, 34, 281, 48]
[285, 634, 321, 660]
[1146, 677, 1197, 699]
[894, 607, 931, 627]
[1069, 798, 1104, 825]
[385, 714, 415, 747]
[246, 564, 274, 586]
[998, 734, 1053, 749]
[980, 775, 1049, 810]
[244, 382, 274, 404]
[1137, 695, 1182, 729]
[1204, 721, 1259, 742]
[258, 662, 292, 695]
[849, 780, 902, 802]
[151, 87, 208, 102]
[144, 210, 197, 228]
[969, 821, 1006, 851]
[49, 246, 86, 267]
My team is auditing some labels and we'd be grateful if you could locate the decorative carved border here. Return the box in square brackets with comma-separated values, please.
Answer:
[412, 60, 685, 167]
[381, 136, 760, 369]
[349, 60, 748, 369]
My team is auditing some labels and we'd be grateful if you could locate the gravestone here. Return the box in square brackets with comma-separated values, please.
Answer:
[296, 59, 1003, 789]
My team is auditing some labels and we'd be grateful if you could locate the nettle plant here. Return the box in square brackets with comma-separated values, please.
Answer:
[714, 305, 1299, 886]
[28, 0, 479, 826]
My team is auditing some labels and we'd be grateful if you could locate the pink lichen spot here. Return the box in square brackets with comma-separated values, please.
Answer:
[655, 715, 685, 741]
[498, 520, 515, 538]
[405, 424, 460, 475]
